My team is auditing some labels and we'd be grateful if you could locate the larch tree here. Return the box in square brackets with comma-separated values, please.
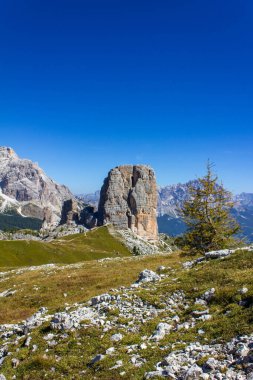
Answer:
[177, 163, 240, 254]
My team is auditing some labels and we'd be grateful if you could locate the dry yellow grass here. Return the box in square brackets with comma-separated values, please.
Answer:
[0, 252, 182, 324]
[1, 248, 253, 380]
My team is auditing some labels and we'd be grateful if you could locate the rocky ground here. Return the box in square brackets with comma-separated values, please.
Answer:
[109, 227, 173, 256]
[0, 247, 252, 379]
[0, 224, 88, 242]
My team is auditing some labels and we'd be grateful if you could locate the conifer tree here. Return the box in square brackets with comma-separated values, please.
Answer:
[177, 163, 240, 254]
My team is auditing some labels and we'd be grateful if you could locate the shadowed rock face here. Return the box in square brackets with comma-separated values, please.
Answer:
[98, 165, 158, 240]
[60, 199, 80, 225]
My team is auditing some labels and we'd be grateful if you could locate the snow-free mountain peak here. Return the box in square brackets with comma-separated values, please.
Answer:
[0, 146, 18, 160]
[0, 147, 74, 228]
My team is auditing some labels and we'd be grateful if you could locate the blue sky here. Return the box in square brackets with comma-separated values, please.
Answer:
[0, 0, 252, 194]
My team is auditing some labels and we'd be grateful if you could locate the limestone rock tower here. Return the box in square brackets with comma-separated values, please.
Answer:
[98, 165, 158, 241]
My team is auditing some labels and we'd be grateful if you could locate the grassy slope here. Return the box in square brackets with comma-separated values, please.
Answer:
[0, 249, 252, 379]
[0, 213, 43, 231]
[0, 226, 131, 268]
[0, 253, 174, 324]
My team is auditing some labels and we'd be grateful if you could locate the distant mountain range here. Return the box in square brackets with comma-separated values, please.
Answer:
[79, 183, 253, 243]
[0, 146, 252, 242]
[157, 184, 253, 243]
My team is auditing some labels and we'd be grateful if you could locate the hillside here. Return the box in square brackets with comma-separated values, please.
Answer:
[0, 212, 43, 231]
[0, 227, 130, 268]
[0, 247, 252, 379]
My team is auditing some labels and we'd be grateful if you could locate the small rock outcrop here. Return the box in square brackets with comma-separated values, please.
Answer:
[136, 269, 161, 284]
[60, 199, 80, 225]
[59, 201, 98, 229]
[98, 165, 158, 240]
[150, 322, 172, 341]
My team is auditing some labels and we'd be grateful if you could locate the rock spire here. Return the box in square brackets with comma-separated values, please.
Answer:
[98, 165, 158, 240]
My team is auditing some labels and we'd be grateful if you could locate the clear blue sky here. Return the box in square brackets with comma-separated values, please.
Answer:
[0, 0, 252, 194]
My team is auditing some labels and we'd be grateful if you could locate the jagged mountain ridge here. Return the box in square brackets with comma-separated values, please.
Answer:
[76, 190, 100, 206]
[157, 184, 253, 242]
[157, 180, 199, 217]
[0, 147, 75, 228]
[0, 146, 252, 241]
[234, 192, 253, 209]
[79, 182, 253, 217]
[156, 183, 253, 242]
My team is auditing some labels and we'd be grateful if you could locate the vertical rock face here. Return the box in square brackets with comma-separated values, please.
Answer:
[98, 165, 158, 240]
[60, 199, 80, 225]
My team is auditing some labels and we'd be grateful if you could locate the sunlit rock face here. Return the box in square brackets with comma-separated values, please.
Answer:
[98, 165, 158, 241]
[0, 146, 74, 227]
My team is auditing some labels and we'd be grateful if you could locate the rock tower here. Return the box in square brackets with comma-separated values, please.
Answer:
[98, 165, 158, 240]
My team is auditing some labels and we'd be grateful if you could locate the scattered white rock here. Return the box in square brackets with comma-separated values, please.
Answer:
[44, 333, 55, 341]
[91, 294, 113, 306]
[1, 247, 252, 380]
[235, 343, 249, 357]
[110, 333, 123, 342]
[204, 357, 219, 370]
[51, 306, 97, 330]
[184, 364, 203, 379]
[238, 287, 248, 295]
[192, 309, 210, 317]
[24, 336, 32, 347]
[205, 249, 233, 259]
[32, 345, 37, 352]
[145, 334, 253, 380]
[106, 347, 115, 355]
[116, 229, 161, 256]
[195, 298, 207, 306]
[0, 289, 16, 298]
[183, 257, 205, 269]
[136, 269, 161, 284]
[110, 360, 123, 369]
[201, 288, 215, 302]
[183, 261, 195, 269]
[145, 370, 176, 379]
[157, 266, 166, 272]
[151, 322, 172, 341]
